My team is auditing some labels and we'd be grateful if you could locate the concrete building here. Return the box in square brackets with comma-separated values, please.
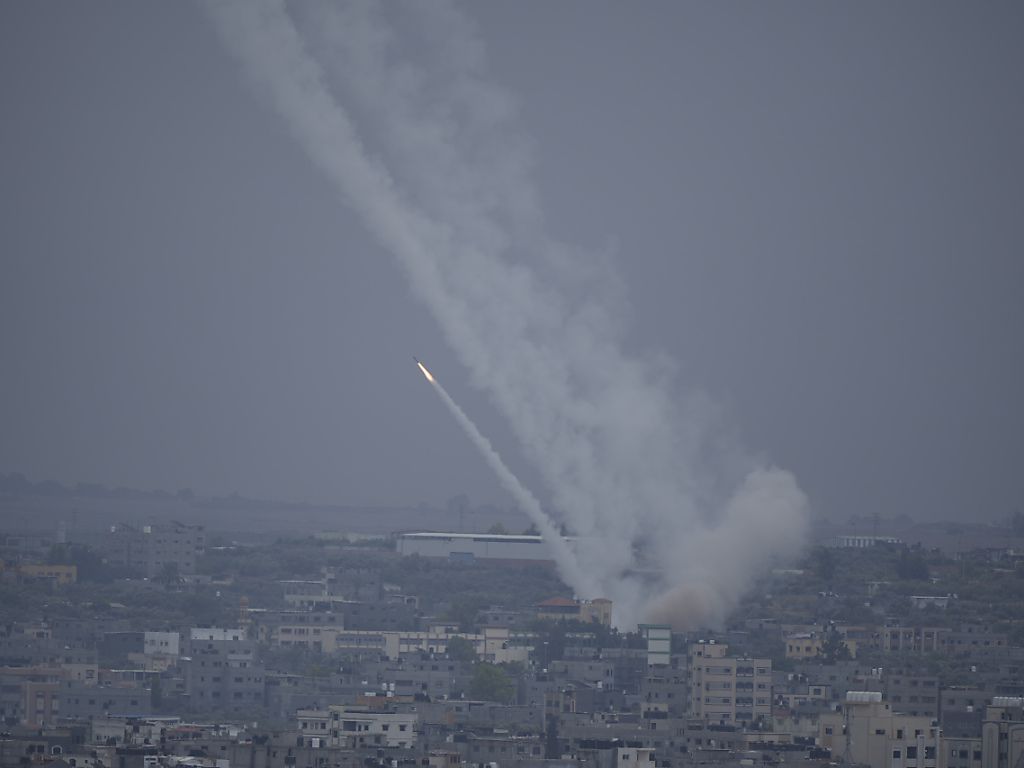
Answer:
[297, 705, 417, 749]
[980, 698, 1024, 768]
[105, 521, 205, 577]
[785, 632, 823, 660]
[15, 564, 77, 585]
[58, 680, 153, 720]
[537, 598, 613, 626]
[944, 626, 1010, 657]
[945, 736, 983, 768]
[331, 626, 530, 663]
[184, 628, 264, 714]
[53, 648, 98, 685]
[885, 668, 940, 719]
[640, 625, 672, 667]
[639, 671, 689, 718]
[142, 632, 179, 658]
[689, 641, 772, 726]
[819, 692, 940, 768]
[882, 625, 951, 654]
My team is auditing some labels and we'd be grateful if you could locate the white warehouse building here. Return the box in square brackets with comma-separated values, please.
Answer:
[396, 532, 565, 563]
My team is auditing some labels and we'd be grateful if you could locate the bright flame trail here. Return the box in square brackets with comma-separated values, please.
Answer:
[416, 360, 593, 596]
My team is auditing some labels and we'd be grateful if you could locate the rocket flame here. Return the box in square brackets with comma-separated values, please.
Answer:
[417, 361, 435, 383]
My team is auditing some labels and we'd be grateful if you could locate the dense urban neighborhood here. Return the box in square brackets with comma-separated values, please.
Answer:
[4, 482, 1024, 768]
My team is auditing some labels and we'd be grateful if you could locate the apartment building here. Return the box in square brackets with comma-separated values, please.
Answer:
[297, 705, 417, 749]
[886, 668, 941, 718]
[980, 698, 1024, 768]
[184, 628, 264, 713]
[688, 641, 772, 726]
[105, 521, 205, 577]
[820, 691, 940, 768]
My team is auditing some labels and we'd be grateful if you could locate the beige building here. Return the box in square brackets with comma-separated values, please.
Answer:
[819, 691, 940, 768]
[17, 564, 77, 585]
[689, 641, 771, 726]
[536, 597, 613, 626]
[785, 632, 823, 659]
[980, 697, 1024, 768]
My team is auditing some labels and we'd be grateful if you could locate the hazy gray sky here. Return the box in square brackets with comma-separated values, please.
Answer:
[1, 2, 1021, 524]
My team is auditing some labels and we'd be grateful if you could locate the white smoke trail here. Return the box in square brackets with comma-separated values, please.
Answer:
[418, 364, 594, 595]
[206, 0, 810, 629]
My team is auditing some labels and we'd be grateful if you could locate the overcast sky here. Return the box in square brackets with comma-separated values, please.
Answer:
[1, 2, 1021, 524]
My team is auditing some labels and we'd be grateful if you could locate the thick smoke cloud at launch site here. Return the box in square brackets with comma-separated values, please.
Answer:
[208, 0, 808, 628]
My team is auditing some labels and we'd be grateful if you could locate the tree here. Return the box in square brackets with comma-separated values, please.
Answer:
[812, 547, 837, 586]
[446, 636, 478, 662]
[469, 663, 514, 703]
[819, 626, 852, 662]
[157, 562, 180, 587]
[896, 547, 929, 580]
[487, 523, 509, 535]
[545, 714, 560, 759]
[522, 523, 540, 536]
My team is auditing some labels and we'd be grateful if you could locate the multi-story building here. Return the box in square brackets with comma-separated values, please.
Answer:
[297, 705, 417, 749]
[941, 686, 989, 740]
[881, 625, 951, 654]
[142, 631, 180, 658]
[980, 697, 1024, 768]
[58, 648, 98, 684]
[184, 628, 264, 714]
[944, 626, 1010, 658]
[247, 609, 346, 650]
[105, 522, 205, 577]
[534, 597, 613, 627]
[58, 679, 153, 720]
[785, 632, 823, 660]
[331, 626, 530, 663]
[639, 670, 689, 718]
[688, 641, 771, 726]
[0, 666, 64, 726]
[16, 564, 78, 585]
[885, 668, 941, 719]
[945, 735, 983, 768]
[819, 691, 940, 768]
[640, 625, 671, 667]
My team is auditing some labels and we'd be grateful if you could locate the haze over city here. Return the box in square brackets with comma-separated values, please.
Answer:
[5, 6, 1024, 768]
[2, 2, 1022, 526]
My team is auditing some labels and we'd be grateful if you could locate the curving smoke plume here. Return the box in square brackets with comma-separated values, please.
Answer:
[206, 0, 809, 629]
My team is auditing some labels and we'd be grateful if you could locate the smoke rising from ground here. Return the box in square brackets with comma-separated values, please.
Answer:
[207, 0, 809, 629]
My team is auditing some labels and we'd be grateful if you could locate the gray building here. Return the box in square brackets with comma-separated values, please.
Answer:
[184, 628, 264, 714]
